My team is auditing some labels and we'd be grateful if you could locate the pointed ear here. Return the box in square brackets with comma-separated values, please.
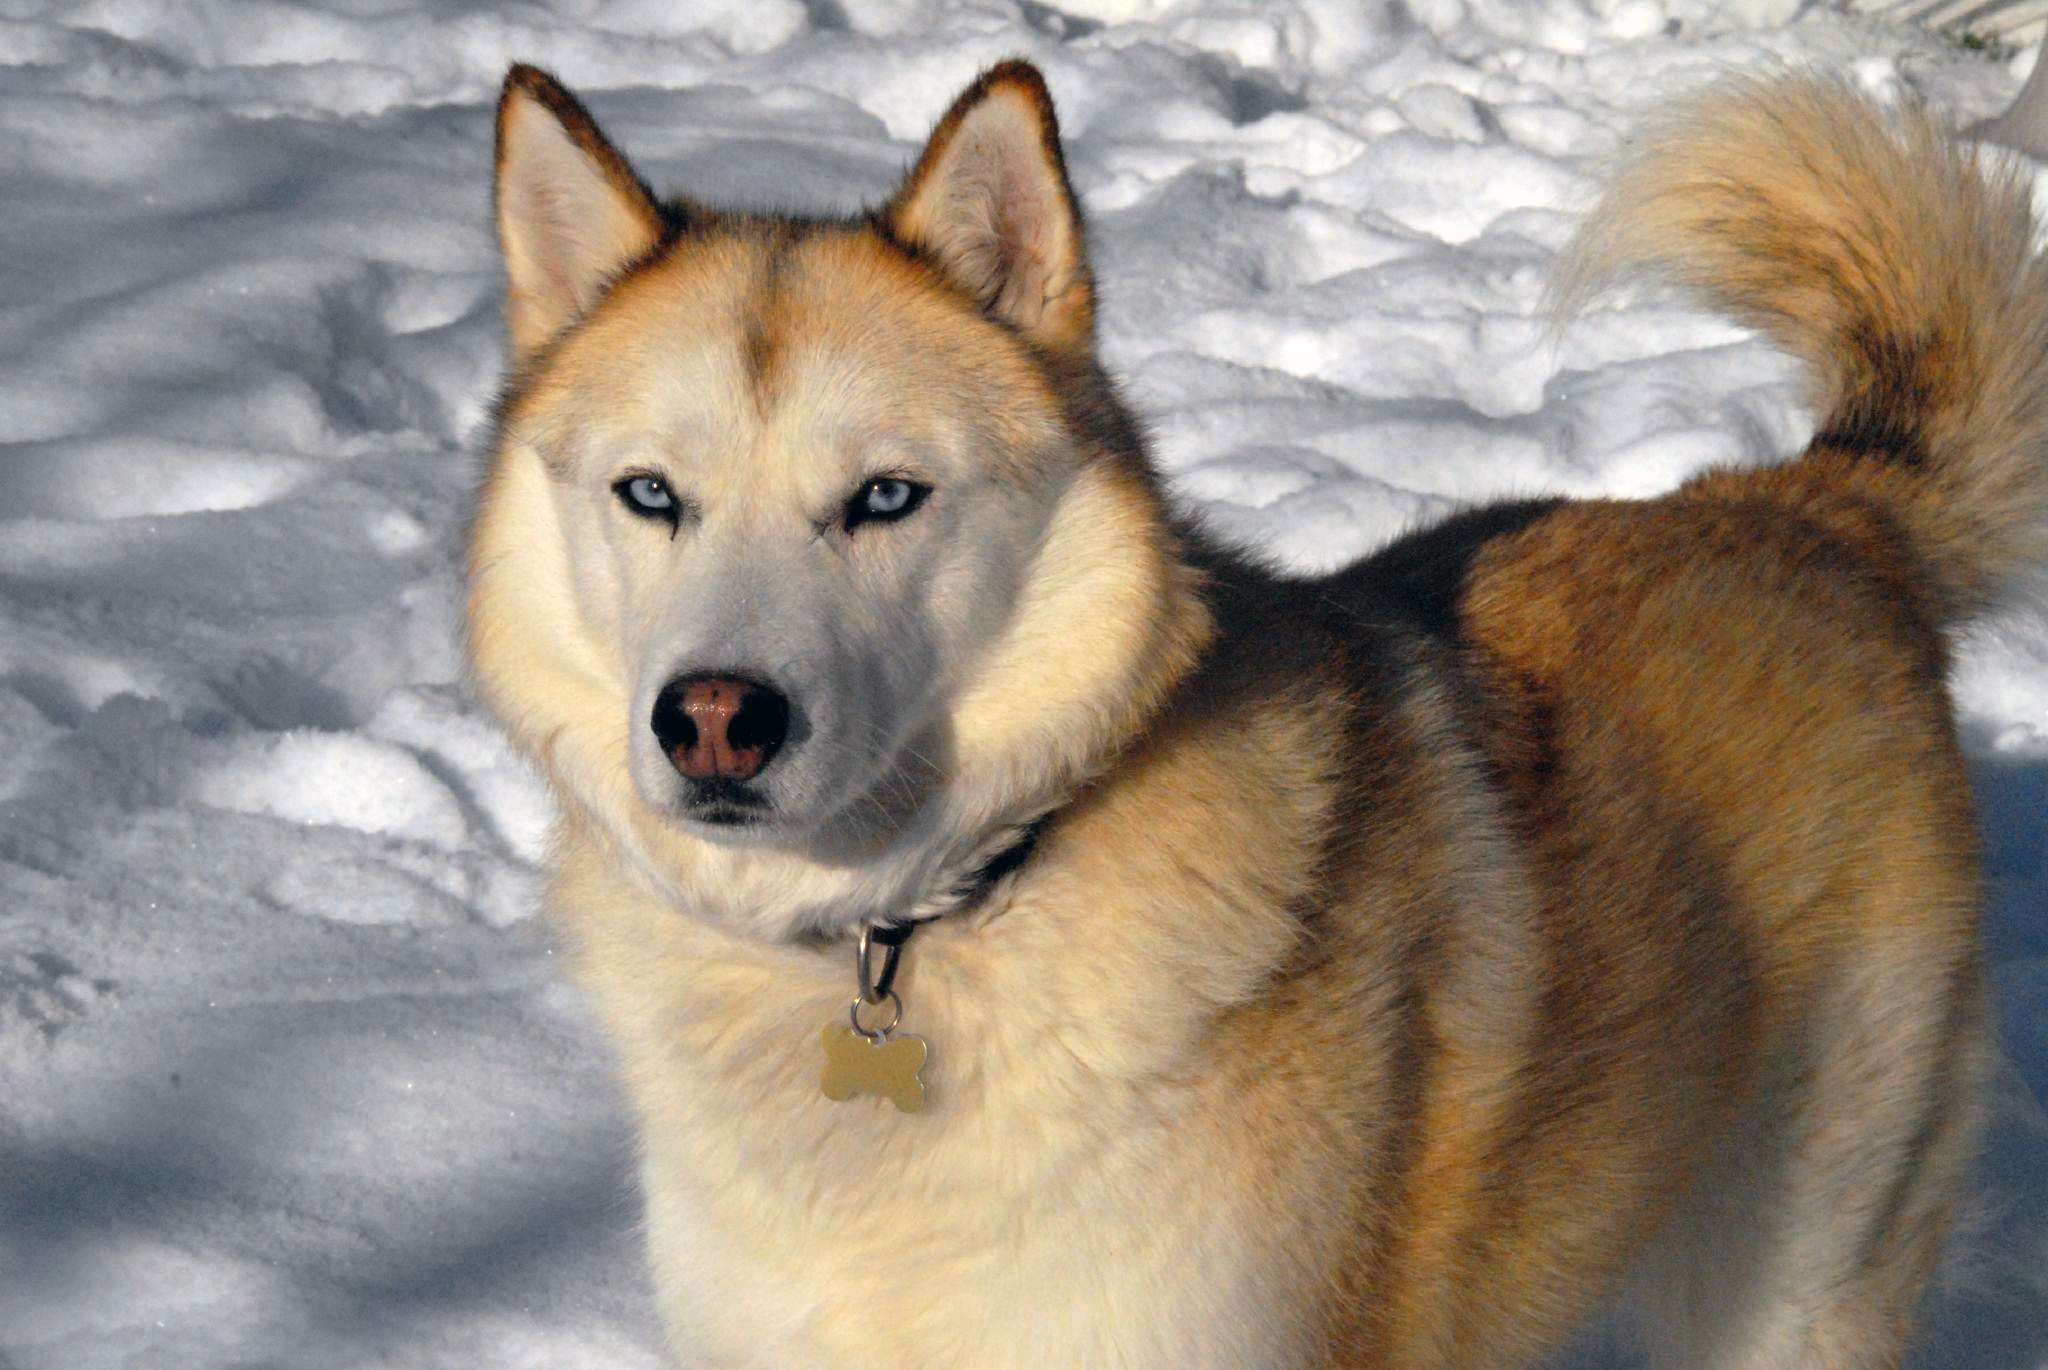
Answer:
[494, 64, 665, 362]
[886, 61, 1094, 354]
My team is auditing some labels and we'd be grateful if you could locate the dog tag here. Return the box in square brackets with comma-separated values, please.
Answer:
[821, 1024, 928, 1114]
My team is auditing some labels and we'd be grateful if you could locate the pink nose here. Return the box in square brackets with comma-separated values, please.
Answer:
[652, 675, 789, 781]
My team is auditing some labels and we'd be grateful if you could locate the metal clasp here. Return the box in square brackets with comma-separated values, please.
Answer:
[850, 922, 916, 1042]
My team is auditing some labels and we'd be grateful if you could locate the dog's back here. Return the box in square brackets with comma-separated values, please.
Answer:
[1266, 78, 2040, 1364]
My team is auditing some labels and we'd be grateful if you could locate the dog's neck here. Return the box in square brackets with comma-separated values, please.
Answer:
[890, 811, 1051, 934]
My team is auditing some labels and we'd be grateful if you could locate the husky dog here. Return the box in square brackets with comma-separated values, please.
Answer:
[467, 61, 2044, 1368]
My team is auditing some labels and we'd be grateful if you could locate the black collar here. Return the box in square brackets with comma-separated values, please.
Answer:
[873, 813, 1050, 946]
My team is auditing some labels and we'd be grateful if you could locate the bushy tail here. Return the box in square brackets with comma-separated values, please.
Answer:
[1553, 75, 2048, 622]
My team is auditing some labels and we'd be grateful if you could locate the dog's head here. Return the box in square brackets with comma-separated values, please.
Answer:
[468, 62, 1209, 939]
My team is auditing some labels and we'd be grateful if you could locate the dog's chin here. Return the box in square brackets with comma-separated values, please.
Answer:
[685, 803, 769, 831]
[628, 739, 940, 863]
[668, 779, 784, 843]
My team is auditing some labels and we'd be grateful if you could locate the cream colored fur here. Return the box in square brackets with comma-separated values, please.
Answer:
[1552, 76, 2048, 618]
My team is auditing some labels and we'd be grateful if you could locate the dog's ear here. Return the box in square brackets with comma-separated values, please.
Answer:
[886, 61, 1094, 354]
[494, 64, 665, 362]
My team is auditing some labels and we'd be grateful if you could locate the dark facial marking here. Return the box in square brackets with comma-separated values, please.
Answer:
[741, 226, 802, 402]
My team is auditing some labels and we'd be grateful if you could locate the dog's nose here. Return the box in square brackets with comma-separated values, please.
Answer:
[652, 675, 790, 782]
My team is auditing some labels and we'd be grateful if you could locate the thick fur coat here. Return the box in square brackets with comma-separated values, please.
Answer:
[466, 65, 2044, 1368]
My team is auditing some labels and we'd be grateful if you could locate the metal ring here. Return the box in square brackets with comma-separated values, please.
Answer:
[856, 923, 904, 1005]
[849, 990, 902, 1042]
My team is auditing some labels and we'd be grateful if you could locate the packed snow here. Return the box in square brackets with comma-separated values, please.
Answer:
[2, 1, 2044, 1366]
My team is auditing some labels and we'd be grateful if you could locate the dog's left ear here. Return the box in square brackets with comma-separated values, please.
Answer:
[887, 61, 1094, 355]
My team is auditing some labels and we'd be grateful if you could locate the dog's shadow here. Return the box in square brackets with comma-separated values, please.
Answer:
[1915, 739, 2048, 1370]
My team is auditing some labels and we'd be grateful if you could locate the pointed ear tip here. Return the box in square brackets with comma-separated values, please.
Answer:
[979, 59, 1055, 109]
[499, 62, 572, 118]
[982, 58, 1048, 87]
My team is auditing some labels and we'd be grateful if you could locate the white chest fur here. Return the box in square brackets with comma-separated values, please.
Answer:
[634, 1084, 1292, 1369]
[563, 866, 1314, 1370]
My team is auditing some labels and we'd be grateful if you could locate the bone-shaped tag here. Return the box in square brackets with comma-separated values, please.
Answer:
[820, 1024, 928, 1114]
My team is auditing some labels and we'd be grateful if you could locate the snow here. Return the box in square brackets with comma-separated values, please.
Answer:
[1, 1, 2043, 1365]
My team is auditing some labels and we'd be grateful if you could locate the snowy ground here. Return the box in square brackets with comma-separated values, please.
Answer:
[2, 1, 2044, 1366]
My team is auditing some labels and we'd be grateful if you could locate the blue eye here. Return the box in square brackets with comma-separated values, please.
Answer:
[614, 473, 679, 525]
[625, 476, 672, 511]
[846, 477, 929, 530]
[866, 480, 912, 514]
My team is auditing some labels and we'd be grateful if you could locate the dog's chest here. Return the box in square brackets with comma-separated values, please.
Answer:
[629, 1014, 1308, 1369]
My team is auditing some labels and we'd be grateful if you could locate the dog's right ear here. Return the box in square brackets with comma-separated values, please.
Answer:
[494, 64, 665, 362]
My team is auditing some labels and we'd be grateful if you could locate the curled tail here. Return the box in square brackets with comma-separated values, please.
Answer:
[1553, 75, 2048, 622]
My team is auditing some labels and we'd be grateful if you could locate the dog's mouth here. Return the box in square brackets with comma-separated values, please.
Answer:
[680, 777, 773, 828]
